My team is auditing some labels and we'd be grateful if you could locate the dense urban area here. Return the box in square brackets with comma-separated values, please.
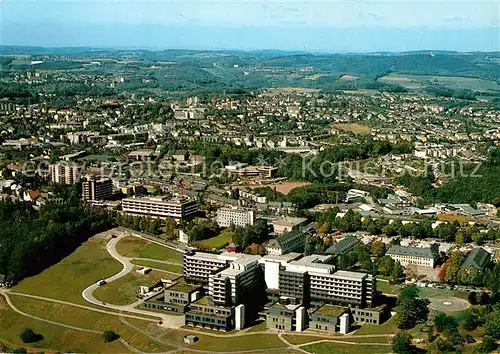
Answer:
[0, 47, 500, 354]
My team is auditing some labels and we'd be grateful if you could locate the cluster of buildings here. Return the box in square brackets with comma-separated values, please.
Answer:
[142, 247, 386, 333]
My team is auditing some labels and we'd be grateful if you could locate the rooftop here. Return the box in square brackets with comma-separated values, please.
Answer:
[462, 247, 491, 269]
[387, 245, 435, 259]
[313, 305, 347, 318]
[165, 282, 200, 293]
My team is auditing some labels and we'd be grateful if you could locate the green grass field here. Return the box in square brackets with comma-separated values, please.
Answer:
[0, 296, 128, 353]
[379, 73, 500, 92]
[116, 237, 183, 263]
[79, 154, 115, 162]
[197, 232, 232, 249]
[93, 267, 179, 305]
[165, 329, 287, 352]
[13, 236, 122, 306]
[246, 320, 267, 333]
[7, 295, 174, 353]
[354, 317, 397, 335]
[301, 342, 390, 354]
[377, 279, 397, 294]
[131, 259, 183, 274]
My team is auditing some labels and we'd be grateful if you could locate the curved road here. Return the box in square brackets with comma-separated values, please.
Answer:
[81, 233, 184, 329]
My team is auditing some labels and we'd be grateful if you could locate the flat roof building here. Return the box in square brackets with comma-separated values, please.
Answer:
[216, 207, 254, 228]
[122, 195, 199, 220]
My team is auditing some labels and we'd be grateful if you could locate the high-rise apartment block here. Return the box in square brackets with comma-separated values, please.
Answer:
[82, 177, 113, 201]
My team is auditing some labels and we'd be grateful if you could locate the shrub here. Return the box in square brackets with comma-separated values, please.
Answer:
[103, 330, 119, 343]
[19, 328, 42, 343]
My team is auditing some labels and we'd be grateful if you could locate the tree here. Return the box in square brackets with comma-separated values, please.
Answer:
[395, 285, 430, 329]
[103, 330, 119, 342]
[479, 292, 490, 305]
[370, 240, 386, 258]
[479, 336, 498, 353]
[377, 255, 395, 276]
[391, 261, 405, 284]
[19, 328, 41, 343]
[392, 331, 414, 354]
[468, 291, 478, 305]
[434, 312, 458, 333]
[485, 311, 500, 340]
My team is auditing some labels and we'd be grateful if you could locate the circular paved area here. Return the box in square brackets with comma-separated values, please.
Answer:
[428, 296, 470, 312]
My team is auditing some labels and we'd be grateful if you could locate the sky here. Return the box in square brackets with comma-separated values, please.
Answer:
[1, 0, 499, 52]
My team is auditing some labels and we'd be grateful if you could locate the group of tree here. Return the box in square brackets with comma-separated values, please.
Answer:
[19, 328, 42, 343]
[115, 213, 161, 235]
[439, 251, 500, 289]
[395, 148, 500, 206]
[395, 286, 430, 330]
[0, 188, 115, 282]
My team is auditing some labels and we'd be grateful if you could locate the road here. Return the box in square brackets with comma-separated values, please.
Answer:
[81, 232, 185, 329]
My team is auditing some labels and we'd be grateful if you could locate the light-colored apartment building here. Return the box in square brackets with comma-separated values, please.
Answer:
[49, 163, 81, 185]
[386, 245, 436, 268]
[216, 208, 254, 228]
[121, 195, 199, 220]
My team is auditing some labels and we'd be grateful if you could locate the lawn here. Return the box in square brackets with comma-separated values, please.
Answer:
[116, 236, 183, 263]
[131, 259, 183, 274]
[246, 320, 267, 333]
[301, 342, 390, 354]
[7, 295, 174, 353]
[13, 235, 122, 306]
[197, 232, 232, 249]
[94, 267, 179, 305]
[283, 335, 340, 345]
[354, 317, 397, 335]
[331, 123, 371, 134]
[0, 296, 128, 353]
[377, 279, 397, 294]
[168, 329, 287, 352]
[79, 154, 115, 162]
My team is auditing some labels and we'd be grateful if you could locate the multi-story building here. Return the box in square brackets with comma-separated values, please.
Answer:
[82, 177, 113, 201]
[309, 305, 352, 334]
[208, 255, 261, 306]
[185, 296, 237, 331]
[121, 195, 199, 220]
[49, 163, 81, 185]
[266, 302, 307, 332]
[325, 235, 359, 257]
[183, 251, 240, 283]
[216, 208, 254, 228]
[143, 282, 202, 314]
[386, 245, 436, 268]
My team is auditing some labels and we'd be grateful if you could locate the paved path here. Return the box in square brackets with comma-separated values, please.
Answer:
[81, 232, 185, 329]
[1, 292, 142, 353]
[4, 291, 160, 322]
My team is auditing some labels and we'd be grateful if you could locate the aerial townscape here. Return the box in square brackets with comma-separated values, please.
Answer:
[1, 2, 500, 354]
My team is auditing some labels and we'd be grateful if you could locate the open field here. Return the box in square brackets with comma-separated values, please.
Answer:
[283, 334, 341, 345]
[339, 74, 360, 81]
[377, 279, 397, 294]
[354, 317, 397, 335]
[131, 259, 183, 274]
[13, 235, 122, 305]
[0, 296, 128, 353]
[79, 154, 115, 162]
[437, 213, 472, 225]
[304, 73, 329, 80]
[140, 325, 287, 352]
[94, 267, 179, 305]
[7, 295, 174, 353]
[197, 232, 232, 249]
[301, 342, 390, 354]
[332, 123, 371, 134]
[265, 87, 320, 95]
[379, 73, 500, 92]
[116, 236, 183, 263]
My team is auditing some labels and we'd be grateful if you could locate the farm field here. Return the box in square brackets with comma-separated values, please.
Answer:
[12, 235, 122, 306]
[116, 236, 183, 263]
[93, 267, 179, 306]
[379, 73, 500, 92]
[339, 74, 360, 81]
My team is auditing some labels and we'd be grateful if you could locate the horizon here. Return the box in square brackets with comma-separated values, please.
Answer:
[1, 0, 499, 52]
